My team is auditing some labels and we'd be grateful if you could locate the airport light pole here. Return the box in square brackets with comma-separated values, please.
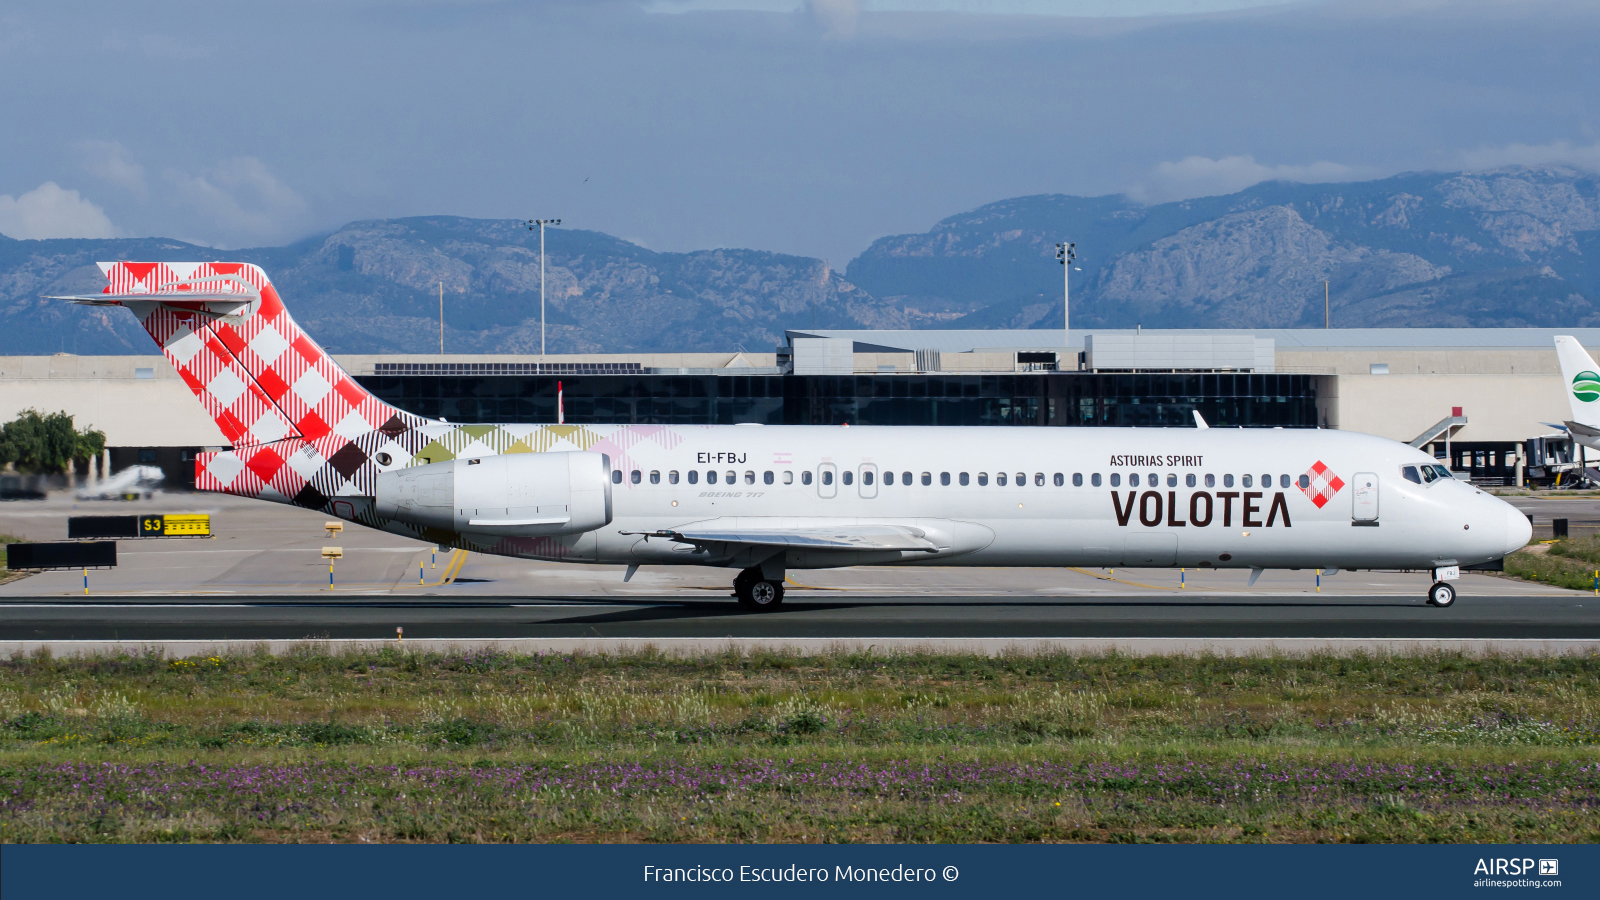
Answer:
[527, 218, 561, 355]
[1055, 241, 1077, 341]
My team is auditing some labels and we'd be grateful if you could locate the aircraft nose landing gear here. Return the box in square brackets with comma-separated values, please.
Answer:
[1426, 581, 1457, 607]
[733, 566, 785, 612]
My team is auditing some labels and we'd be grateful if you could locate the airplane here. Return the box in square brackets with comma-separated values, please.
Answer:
[49, 262, 1532, 610]
[75, 464, 165, 500]
[1550, 336, 1600, 484]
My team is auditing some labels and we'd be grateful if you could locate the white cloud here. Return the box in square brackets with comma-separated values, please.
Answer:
[165, 157, 310, 247]
[808, 0, 860, 34]
[1457, 140, 1600, 173]
[73, 140, 147, 196]
[1127, 154, 1370, 203]
[0, 183, 119, 240]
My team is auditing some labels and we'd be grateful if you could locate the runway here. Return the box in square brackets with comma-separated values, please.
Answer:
[2, 591, 1596, 641]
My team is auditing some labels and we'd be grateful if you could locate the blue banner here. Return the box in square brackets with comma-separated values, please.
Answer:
[2, 844, 1593, 899]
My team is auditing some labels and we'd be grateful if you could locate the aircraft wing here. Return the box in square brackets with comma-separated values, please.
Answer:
[625, 523, 945, 553]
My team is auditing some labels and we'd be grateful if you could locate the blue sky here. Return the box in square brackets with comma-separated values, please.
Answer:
[1, 0, 1596, 265]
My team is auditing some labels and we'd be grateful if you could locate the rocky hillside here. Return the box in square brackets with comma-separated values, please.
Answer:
[0, 218, 899, 355]
[3, 166, 1598, 354]
[846, 166, 1600, 330]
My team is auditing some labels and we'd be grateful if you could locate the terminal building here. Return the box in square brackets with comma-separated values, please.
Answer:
[3, 327, 1596, 490]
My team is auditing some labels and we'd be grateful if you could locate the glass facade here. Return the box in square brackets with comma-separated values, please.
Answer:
[356, 372, 1320, 428]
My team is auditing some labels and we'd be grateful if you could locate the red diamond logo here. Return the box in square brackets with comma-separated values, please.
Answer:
[1301, 460, 1345, 509]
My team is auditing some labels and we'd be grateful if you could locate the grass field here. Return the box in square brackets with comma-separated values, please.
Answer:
[1, 647, 1596, 843]
[1506, 536, 1600, 591]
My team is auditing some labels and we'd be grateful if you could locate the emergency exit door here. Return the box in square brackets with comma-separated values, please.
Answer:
[1352, 472, 1378, 524]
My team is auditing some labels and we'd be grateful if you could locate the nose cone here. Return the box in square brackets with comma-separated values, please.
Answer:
[1505, 506, 1533, 555]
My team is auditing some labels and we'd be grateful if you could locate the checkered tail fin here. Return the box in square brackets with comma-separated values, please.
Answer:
[92, 261, 414, 447]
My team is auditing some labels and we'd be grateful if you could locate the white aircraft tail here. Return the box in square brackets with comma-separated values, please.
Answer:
[1554, 336, 1600, 431]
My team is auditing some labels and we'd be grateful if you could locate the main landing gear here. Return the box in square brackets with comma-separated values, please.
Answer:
[1426, 581, 1457, 607]
[733, 566, 785, 612]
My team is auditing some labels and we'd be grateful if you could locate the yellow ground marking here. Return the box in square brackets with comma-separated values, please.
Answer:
[784, 575, 849, 591]
[1064, 567, 1178, 591]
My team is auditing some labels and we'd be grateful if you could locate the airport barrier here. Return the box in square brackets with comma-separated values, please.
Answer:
[66, 514, 211, 539]
[6, 541, 117, 571]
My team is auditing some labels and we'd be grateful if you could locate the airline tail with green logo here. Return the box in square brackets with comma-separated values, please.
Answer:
[1555, 335, 1600, 434]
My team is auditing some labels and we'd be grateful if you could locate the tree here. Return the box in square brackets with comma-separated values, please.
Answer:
[0, 410, 107, 475]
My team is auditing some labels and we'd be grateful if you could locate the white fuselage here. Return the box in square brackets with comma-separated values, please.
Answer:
[386, 424, 1529, 572]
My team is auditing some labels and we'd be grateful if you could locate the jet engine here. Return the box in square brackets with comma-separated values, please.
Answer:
[374, 451, 612, 536]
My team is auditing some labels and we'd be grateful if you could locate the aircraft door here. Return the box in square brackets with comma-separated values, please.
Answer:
[818, 463, 837, 499]
[859, 464, 877, 499]
[1352, 472, 1379, 524]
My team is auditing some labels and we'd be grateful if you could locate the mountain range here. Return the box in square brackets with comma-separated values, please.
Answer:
[2, 165, 1597, 355]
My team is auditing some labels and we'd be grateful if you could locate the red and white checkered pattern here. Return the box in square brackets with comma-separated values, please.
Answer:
[1300, 460, 1345, 508]
[97, 261, 428, 506]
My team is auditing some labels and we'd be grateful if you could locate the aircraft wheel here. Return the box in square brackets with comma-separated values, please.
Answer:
[1426, 581, 1456, 608]
[733, 568, 784, 612]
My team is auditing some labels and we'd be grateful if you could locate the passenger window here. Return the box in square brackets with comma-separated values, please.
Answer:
[1185, 474, 1195, 488]
[745, 471, 755, 485]
[707, 470, 718, 484]
[783, 471, 794, 485]
[1298, 474, 1310, 489]
[1402, 466, 1421, 484]
[958, 472, 969, 486]
[763, 471, 774, 485]
[822, 470, 833, 486]
[612, 470, 622, 484]
[668, 470, 679, 484]
[863, 470, 874, 486]
[1053, 473, 1064, 487]
[1279, 474, 1290, 488]
[1166, 474, 1177, 487]
[997, 473, 1008, 486]
[726, 470, 736, 484]
[843, 470, 853, 486]
[977, 472, 988, 486]
[1260, 474, 1269, 487]
[1035, 473, 1045, 486]
[1242, 474, 1252, 488]
[802, 471, 812, 485]
[650, 470, 661, 484]
[883, 471, 894, 485]
[1091, 473, 1102, 487]
[1204, 474, 1214, 488]
[631, 470, 641, 484]
[1015, 472, 1024, 486]
[922, 472, 932, 486]
[688, 470, 699, 484]
[1072, 473, 1083, 487]
[1223, 474, 1234, 488]
[1147, 473, 1157, 486]
[941, 472, 951, 486]
[1130, 474, 1140, 487]
[1111, 473, 1121, 487]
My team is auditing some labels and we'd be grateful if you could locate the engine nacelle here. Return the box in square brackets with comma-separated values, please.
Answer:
[374, 451, 612, 537]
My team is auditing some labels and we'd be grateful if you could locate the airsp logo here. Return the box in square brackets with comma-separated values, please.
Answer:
[1573, 370, 1600, 403]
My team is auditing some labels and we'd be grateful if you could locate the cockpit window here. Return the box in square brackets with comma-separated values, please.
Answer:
[1431, 464, 1453, 480]
[1402, 465, 1421, 484]
[1419, 465, 1437, 483]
